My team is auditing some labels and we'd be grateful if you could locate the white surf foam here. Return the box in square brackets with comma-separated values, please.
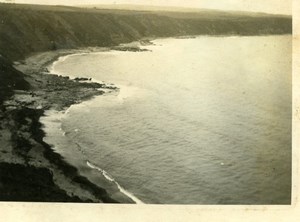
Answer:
[46, 51, 146, 204]
[86, 161, 144, 204]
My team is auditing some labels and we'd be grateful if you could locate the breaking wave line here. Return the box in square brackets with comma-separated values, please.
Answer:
[86, 161, 144, 204]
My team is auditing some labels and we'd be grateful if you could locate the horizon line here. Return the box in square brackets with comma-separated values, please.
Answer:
[0, 2, 292, 16]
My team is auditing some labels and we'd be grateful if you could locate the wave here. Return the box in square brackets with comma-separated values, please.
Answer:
[46, 50, 146, 204]
[86, 161, 144, 204]
[40, 51, 147, 204]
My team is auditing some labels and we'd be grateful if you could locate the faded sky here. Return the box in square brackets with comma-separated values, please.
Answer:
[7, 0, 292, 15]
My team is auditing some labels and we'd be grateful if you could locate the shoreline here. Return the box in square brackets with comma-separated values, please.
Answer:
[41, 50, 144, 203]
[0, 38, 155, 203]
[0, 48, 129, 203]
[1, 34, 291, 203]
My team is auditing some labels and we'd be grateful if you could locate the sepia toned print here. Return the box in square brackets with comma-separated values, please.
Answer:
[0, 0, 293, 208]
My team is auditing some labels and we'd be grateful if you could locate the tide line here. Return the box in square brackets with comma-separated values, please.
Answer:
[86, 161, 144, 204]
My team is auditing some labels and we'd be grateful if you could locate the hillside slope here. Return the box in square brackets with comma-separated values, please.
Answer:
[0, 4, 292, 61]
[0, 55, 29, 104]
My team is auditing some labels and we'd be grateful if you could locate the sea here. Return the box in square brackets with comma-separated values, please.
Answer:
[41, 35, 292, 204]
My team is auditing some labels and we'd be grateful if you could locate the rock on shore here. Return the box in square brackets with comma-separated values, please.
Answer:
[0, 53, 119, 203]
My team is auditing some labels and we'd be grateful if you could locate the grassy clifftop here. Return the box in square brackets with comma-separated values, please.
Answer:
[0, 4, 292, 61]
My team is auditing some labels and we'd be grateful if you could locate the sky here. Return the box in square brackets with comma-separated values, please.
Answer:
[3, 0, 292, 15]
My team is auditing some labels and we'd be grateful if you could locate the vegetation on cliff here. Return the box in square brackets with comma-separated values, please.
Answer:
[0, 3, 292, 61]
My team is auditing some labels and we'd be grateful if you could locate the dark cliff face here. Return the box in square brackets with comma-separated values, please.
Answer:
[0, 4, 292, 103]
[0, 55, 29, 104]
[0, 4, 292, 61]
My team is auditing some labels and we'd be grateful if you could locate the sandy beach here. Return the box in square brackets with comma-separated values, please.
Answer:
[0, 49, 124, 202]
[0, 41, 162, 203]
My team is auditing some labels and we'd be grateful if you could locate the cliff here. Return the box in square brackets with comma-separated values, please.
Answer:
[0, 55, 29, 104]
[0, 3, 292, 61]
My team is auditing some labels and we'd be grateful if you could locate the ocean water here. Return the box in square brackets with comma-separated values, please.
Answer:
[42, 35, 292, 204]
